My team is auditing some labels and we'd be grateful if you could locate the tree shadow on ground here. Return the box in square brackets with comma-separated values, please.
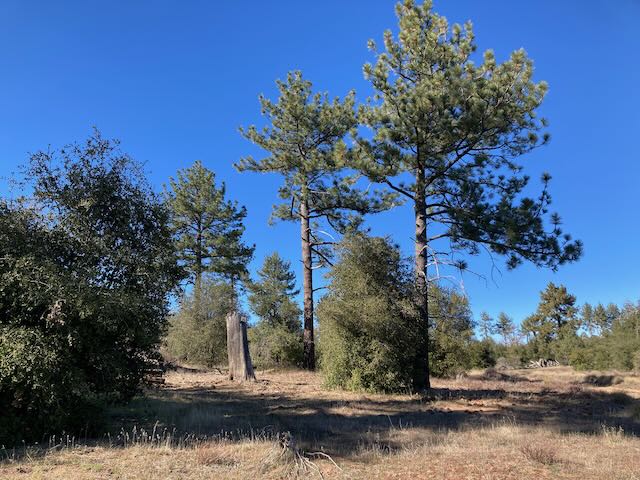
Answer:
[104, 371, 640, 457]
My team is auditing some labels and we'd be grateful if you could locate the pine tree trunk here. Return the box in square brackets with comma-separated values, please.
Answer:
[300, 197, 315, 370]
[413, 162, 431, 391]
[194, 227, 203, 311]
[226, 311, 256, 382]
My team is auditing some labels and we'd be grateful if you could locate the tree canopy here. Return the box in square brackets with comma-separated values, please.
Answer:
[0, 131, 182, 444]
[247, 253, 303, 368]
[167, 160, 254, 294]
[248, 252, 301, 332]
[355, 0, 582, 389]
[237, 71, 394, 369]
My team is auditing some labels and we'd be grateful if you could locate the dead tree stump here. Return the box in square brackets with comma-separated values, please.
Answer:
[226, 311, 256, 382]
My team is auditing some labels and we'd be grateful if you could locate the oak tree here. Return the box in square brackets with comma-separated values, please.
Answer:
[1, 131, 182, 444]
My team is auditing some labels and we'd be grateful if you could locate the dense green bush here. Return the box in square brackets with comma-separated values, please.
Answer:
[0, 327, 100, 443]
[428, 287, 476, 377]
[468, 339, 498, 369]
[568, 304, 640, 371]
[317, 234, 418, 393]
[165, 280, 237, 367]
[248, 322, 302, 369]
[318, 234, 485, 390]
[0, 132, 182, 445]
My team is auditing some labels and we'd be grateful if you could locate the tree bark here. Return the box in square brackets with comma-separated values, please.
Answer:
[300, 196, 315, 370]
[413, 161, 431, 390]
[226, 311, 256, 382]
[194, 225, 203, 311]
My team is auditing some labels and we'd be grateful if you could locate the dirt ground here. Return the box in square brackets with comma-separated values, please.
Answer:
[2, 366, 640, 479]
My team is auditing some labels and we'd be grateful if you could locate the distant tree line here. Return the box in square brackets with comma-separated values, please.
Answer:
[475, 283, 640, 372]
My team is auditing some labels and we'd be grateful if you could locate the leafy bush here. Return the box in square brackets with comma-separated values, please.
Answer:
[428, 287, 475, 377]
[568, 304, 640, 372]
[165, 280, 237, 367]
[248, 322, 302, 369]
[0, 327, 100, 443]
[468, 339, 498, 369]
[0, 132, 182, 445]
[318, 234, 482, 390]
[317, 234, 418, 393]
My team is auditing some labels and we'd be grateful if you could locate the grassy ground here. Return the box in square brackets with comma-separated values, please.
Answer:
[2, 366, 640, 479]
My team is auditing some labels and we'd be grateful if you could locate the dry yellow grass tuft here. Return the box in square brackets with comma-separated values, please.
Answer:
[194, 442, 239, 467]
[2, 366, 640, 479]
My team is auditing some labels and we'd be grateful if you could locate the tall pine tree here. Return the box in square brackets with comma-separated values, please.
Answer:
[167, 160, 254, 300]
[237, 71, 394, 369]
[355, 1, 582, 389]
[581, 302, 619, 336]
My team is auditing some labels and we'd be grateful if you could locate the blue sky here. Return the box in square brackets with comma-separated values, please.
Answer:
[1, 1, 638, 326]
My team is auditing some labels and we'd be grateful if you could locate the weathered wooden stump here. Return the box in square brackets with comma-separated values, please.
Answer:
[226, 311, 256, 382]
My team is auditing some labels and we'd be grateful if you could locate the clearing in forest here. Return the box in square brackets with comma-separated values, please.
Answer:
[2, 366, 640, 479]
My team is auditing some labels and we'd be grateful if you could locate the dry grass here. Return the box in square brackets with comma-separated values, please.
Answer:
[2, 366, 640, 479]
[194, 443, 239, 467]
[519, 443, 561, 465]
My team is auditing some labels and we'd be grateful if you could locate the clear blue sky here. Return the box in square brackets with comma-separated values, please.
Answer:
[1, 1, 638, 326]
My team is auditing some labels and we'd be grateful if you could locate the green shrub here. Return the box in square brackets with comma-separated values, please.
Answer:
[317, 234, 418, 393]
[468, 339, 497, 369]
[0, 132, 182, 446]
[0, 327, 101, 444]
[248, 322, 302, 369]
[165, 280, 237, 367]
[428, 287, 475, 377]
[318, 234, 482, 390]
[567, 304, 640, 372]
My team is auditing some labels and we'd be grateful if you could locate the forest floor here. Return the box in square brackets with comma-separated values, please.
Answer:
[2, 366, 640, 479]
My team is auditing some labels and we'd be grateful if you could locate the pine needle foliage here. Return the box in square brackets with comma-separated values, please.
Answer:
[167, 160, 254, 295]
[247, 253, 303, 368]
[237, 71, 395, 370]
[355, 0, 583, 389]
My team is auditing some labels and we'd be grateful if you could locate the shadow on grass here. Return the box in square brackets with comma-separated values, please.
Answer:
[102, 373, 640, 457]
[581, 374, 625, 387]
